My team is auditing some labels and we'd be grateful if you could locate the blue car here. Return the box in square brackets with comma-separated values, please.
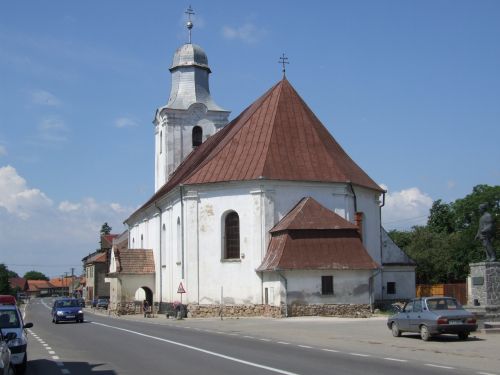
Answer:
[51, 298, 84, 324]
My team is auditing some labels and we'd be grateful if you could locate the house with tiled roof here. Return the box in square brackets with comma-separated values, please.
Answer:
[27, 280, 55, 297]
[120, 12, 415, 317]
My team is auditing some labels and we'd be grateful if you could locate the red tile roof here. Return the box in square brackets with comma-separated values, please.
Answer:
[128, 78, 382, 221]
[113, 249, 155, 274]
[257, 197, 379, 271]
[9, 277, 28, 290]
[27, 279, 54, 292]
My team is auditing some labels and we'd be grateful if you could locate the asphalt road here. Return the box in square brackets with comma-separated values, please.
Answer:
[21, 298, 499, 375]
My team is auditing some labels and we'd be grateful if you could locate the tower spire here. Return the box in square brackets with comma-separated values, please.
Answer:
[278, 53, 289, 78]
[185, 5, 195, 44]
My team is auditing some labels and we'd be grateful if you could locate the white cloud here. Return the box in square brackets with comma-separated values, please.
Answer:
[30, 89, 61, 106]
[58, 201, 81, 212]
[38, 117, 69, 142]
[0, 165, 53, 219]
[115, 117, 138, 128]
[0, 166, 133, 278]
[222, 23, 267, 44]
[0, 145, 6, 156]
[381, 184, 433, 230]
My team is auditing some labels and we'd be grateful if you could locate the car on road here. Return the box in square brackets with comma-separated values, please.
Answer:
[0, 329, 16, 375]
[51, 298, 84, 324]
[387, 296, 477, 341]
[96, 298, 109, 310]
[0, 296, 33, 374]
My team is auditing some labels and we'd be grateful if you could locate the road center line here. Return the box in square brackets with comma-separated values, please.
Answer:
[383, 358, 407, 362]
[92, 321, 301, 375]
[425, 364, 454, 370]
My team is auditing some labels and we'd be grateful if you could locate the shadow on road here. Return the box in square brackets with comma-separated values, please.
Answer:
[400, 333, 485, 342]
[27, 359, 117, 375]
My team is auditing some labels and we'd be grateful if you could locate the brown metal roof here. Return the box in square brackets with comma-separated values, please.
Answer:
[128, 78, 382, 221]
[271, 197, 358, 232]
[257, 197, 379, 271]
[115, 249, 155, 274]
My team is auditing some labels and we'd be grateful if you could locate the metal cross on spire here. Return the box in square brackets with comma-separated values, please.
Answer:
[278, 53, 289, 77]
[185, 5, 195, 44]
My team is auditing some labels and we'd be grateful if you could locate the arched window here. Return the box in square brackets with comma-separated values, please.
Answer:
[141, 234, 144, 248]
[192, 126, 202, 147]
[224, 211, 240, 259]
[160, 131, 163, 154]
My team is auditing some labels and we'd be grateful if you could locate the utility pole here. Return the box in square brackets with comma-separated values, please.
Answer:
[70, 267, 75, 296]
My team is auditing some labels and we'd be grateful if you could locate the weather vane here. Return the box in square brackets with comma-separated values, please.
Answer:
[278, 53, 289, 77]
[185, 5, 195, 44]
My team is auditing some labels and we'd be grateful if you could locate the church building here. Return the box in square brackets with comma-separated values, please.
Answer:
[109, 9, 415, 317]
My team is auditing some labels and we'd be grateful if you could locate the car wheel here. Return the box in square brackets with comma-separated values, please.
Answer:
[458, 332, 469, 340]
[391, 322, 402, 337]
[16, 353, 27, 374]
[54, 318, 59, 324]
[420, 325, 431, 341]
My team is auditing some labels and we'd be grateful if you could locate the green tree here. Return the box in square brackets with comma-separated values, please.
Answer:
[389, 184, 499, 284]
[23, 270, 49, 281]
[100, 222, 112, 236]
[427, 199, 454, 234]
[0, 264, 12, 294]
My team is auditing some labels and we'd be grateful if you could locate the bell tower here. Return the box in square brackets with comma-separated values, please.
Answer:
[153, 6, 230, 192]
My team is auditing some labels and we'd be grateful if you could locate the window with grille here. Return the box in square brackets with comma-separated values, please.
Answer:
[321, 276, 334, 295]
[224, 211, 240, 259]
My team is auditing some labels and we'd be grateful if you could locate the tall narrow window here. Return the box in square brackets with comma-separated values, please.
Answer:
[141, 234, 144, 248]
[192, 126, 202, 147]
[160, 131, 163, 154]
[224, 211, 240, 259]
[321, 276, 334, 295]
[387, 282, 396, 295]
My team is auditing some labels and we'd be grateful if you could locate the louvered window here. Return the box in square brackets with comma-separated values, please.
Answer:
[224, 212, 240, 259]
[192, 126, 202, 147]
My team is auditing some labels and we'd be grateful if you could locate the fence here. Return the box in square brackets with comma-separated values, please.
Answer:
[416, 283, 467, 305]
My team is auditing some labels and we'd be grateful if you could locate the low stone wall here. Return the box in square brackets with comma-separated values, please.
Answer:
[288, 303, 372, 318]
[187, 304, 283, 318]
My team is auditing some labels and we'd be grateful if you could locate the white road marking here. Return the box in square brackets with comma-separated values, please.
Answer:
[260, 338, 271, 342]
[243, 335, 254, 339]
[56, 361, 64, 367]
[49, 351, 56, 354]
[425, 364, 454, 370]
[384, 358, 407, 362]
[477, 373, 497, 375]
[277, 342, 290, 345]
[298, 345, 312, 349]
[349, 353, 371, 357]
[322, 349, 340, 353]
[52, 355, 60, 360]
[92, 321, 301, 375]
[61, 369, 70, 374]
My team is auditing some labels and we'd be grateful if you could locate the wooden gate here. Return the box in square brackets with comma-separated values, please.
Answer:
[416, 283, 467, 305]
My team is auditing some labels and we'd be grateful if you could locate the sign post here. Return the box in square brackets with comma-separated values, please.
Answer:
[177, 282, 186, 319]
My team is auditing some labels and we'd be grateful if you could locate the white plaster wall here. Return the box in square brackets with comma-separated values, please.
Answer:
[381, 267, 416, 300]
[119, 275, 155, 302]
[281, 269, 372, 305]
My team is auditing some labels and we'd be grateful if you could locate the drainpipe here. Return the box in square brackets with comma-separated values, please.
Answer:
[154, 202, 163, 310]
[180, 185, 185, 280]
[348, 181, 357, 214]
[369, 268, 382, 313]
[379, 190, 386, 302]
[277, 270, 288, 317]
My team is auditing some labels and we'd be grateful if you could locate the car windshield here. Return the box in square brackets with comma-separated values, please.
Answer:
[56, 300, 79, 308]
[426, 298, 462, 311]
[0, 310, 20, 328]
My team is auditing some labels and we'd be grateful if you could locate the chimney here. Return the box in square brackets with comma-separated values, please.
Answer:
[355, 212, 363, 241]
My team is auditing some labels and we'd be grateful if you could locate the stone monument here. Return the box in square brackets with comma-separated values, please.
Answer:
[468, 204, 499, 320]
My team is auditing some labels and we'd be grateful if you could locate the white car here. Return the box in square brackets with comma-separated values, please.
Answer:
[0, 304, 33, 374]
[0, 330, 15, 375]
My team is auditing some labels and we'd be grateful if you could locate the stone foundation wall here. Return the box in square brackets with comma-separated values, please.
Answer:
[288, 304, 372, 318]
[187, 304, 283, 318]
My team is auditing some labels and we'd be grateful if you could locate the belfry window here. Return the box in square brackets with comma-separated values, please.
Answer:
[223, 211, 240, 259]
[192, 126, 202, 147]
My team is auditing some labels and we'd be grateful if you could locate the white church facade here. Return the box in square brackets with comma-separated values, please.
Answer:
[110, 12, 415, 317]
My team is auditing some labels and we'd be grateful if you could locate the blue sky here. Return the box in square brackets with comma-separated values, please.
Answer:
[1, 1, 499, 278]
